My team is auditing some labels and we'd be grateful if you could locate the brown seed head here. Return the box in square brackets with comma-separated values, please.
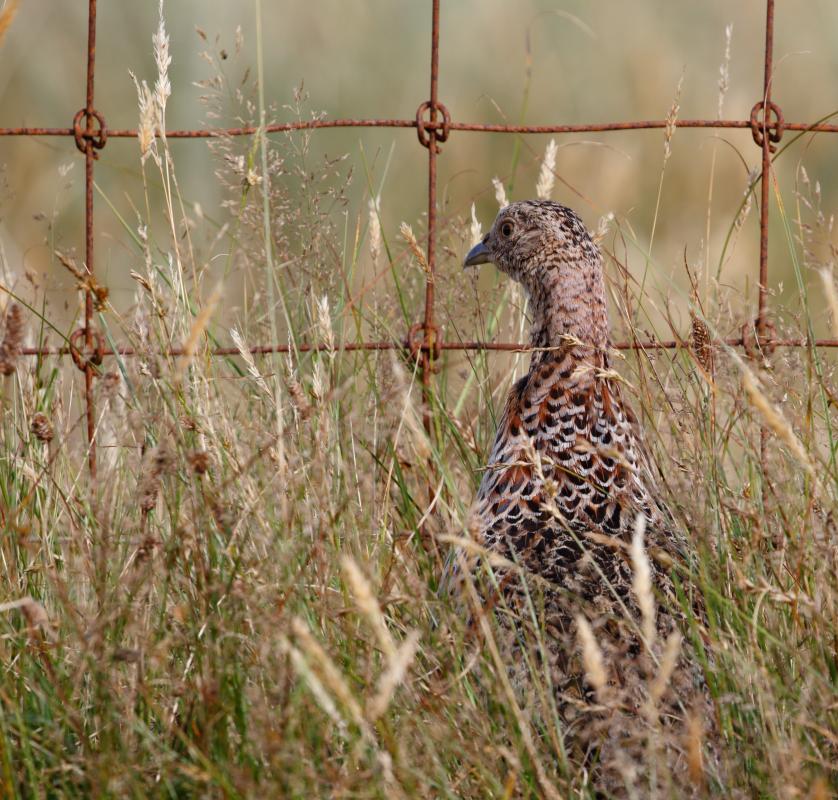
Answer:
[690, 312, 714, 375]
[0, 303, 24, 376]
[30, 412, 54, 443]
[189, 450, 210, 475]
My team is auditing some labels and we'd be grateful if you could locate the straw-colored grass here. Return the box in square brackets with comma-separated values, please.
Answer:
[0, 7, 836, 798]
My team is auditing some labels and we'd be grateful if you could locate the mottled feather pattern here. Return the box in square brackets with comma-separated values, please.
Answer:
[458, 201, 719, 795]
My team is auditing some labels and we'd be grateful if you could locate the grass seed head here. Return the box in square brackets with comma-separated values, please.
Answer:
[535, 139, 558, 200]
[575, 615, 608, 701]
[188, 450, 210, 475]
[690, 312, 714, 375]
[290, 617, 368, 732]
[131, 73, 158, 163]
[341, 556, 396, 660]
[139, 445, 171, 513]
[686, 710, 706, 787]
[367, 629, 420, 721]
[492, 176, 508, 208]
[368, 195, 381, 265]
[153, 0, 172, 117]
[231, 327, 271, 397]
[469, 202, 483, 247]
[400, 222, 431, 281]
[30, 412, 54, 443]
[819, 267, 838, 341]
[0, 596, 49, 633]
[717, 23, 733, 119]
[0, 302, 23, 376]
[651, 630, 682, 704]
[314, 294, 334, 354]
[631, 513, 656, 651]
[663, 73, 684, 162]
[741, 366, 816, 480]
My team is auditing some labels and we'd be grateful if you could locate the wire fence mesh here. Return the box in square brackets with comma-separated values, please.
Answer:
[1, 0, 836, 476]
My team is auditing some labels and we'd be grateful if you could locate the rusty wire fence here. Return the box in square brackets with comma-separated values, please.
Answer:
[2, 0, 838, 478]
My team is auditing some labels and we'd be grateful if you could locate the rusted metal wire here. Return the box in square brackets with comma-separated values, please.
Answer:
[72, 0, 102, 477]
[20, 337, 838, 360]
[2, 0, 833, 480]
[753, 0, 778, 480]
[4, 118, 838, 139]
[756, 0, 778, 344]
[415, 0, 444, 447]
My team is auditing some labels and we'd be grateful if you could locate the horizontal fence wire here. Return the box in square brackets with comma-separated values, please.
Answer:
[3, 118, 838, 139]
[1, 0, 835, 477]
[17, 338, 838, 359]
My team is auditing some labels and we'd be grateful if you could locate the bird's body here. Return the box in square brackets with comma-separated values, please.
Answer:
[460, 201, 717, 794]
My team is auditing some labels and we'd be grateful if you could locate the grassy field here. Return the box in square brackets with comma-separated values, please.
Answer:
[1, 3, 837, 798]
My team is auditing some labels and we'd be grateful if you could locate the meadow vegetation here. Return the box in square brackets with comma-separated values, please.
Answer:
[0, 5, 836, 798]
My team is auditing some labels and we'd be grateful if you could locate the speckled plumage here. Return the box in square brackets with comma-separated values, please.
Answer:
[460, 201, 719, 795]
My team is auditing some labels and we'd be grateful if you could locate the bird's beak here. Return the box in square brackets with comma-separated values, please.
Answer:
[463, 240, 492, 269]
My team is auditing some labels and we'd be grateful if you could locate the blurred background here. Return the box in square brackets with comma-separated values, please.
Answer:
[1, 0, 837, 345]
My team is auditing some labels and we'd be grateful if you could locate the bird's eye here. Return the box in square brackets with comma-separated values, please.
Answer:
[500, 221, 514, 238]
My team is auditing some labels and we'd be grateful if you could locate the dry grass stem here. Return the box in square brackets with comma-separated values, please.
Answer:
[741, 366, 816, 480]
[389, 353, 431, 461]
[631, 514, 656, 651]
[285, 639, 346, 730]
[0, 597, 49, 631]
[535, 139, 558, 200]
[367, 629, 420, 721]
[686, 711, 706, 787]
[575, 615, 608, 701]
[1, 11, 836, 795]
[651, 631, 682, 704]
[290, 616, 368, 733]
[176, 283, 222, 379]
[820, 267, 838, 341]
[341, 556, 397, 661]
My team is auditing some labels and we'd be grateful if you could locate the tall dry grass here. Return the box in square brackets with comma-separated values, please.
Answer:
[0, 6, 836, 798]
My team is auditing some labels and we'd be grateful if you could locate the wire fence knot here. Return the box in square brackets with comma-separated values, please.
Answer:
[749, 100, 784, 153]
[69, 326, 105, 372]
[73, 108, 108, 158]
[742, 316, 778, 361]
[406, 322, 441, 368]
[416, 100, 450, 152]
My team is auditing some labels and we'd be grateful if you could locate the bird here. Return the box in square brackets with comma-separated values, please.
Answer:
[459, 200, 718, 795]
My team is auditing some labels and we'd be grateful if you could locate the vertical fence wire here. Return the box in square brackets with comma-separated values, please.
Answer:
[421, 0, 441, 438]
[756, 0, 776, 480]
[757, 0, 775, 336]
[82, 0, 99, 477]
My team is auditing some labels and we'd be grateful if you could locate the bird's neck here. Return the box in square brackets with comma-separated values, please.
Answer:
[525, 256, 610, 363]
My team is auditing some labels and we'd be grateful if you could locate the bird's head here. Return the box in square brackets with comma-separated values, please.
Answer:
[464, 200, 608, 349]
[463, 200, 599, 291]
